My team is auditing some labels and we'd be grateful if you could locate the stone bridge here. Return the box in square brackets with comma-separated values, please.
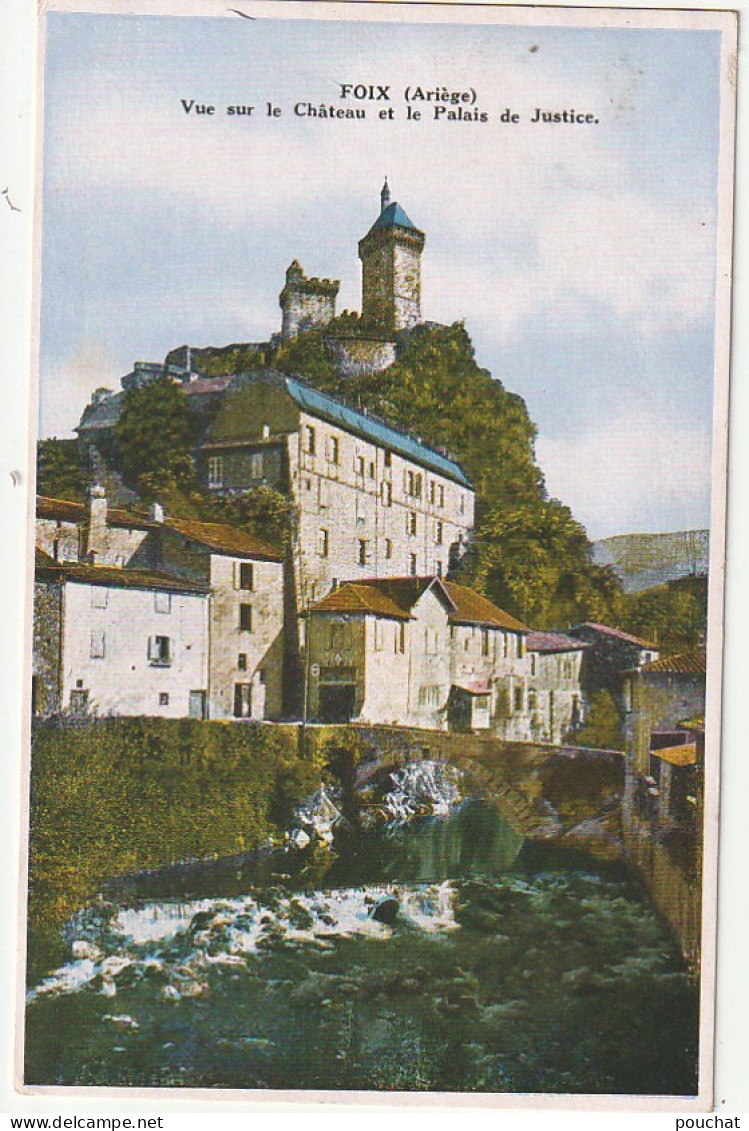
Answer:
[302, 723, 625, 842]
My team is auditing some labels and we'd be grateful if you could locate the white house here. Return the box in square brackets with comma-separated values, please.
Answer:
[137, 513, 286, 721]
[305, 576, 534, 738]
[34, 492, 286, 721]
[33, 549, 209, 718]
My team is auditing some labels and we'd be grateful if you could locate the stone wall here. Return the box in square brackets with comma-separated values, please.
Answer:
[33, 580, 64, 715]
[327, 335, 397, 378]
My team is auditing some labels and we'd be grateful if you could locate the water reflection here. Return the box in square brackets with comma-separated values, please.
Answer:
[25, 802, 699, 1096]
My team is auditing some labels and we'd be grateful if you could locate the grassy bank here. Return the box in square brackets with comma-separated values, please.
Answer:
[28, 718, 326, 934]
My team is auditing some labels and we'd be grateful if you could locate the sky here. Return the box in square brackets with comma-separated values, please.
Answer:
[38, 8, 726, 540]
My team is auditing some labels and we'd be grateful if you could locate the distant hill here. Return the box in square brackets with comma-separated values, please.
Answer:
[592, 530, 709, 594]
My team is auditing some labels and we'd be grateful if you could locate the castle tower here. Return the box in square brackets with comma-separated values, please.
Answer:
[358, 181, 425, 333]
[279, 260, 340, 340]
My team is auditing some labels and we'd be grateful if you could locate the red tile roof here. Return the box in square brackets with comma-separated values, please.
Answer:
[641, 646, 707, 676]
[37, 496, 155, 530]
[36, 496, 283, 561]
[162, 516, 283, 562]
[442, 581, 529, 632]
[575, 621, 657, 649]
[34, 556, 209, 594]
[526, 631, 587, 654]
[309, 576, 528, 632]
[307, 582, 414, 620]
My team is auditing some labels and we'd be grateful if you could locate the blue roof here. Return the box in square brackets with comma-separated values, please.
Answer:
[284, 375, 472, 488]
[371, 201, 420, 233]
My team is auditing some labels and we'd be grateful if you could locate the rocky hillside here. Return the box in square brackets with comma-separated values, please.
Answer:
[592, 530, 709, 593]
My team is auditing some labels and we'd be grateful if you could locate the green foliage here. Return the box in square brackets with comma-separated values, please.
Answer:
[36, 438, 88, 502]
[114, 378, 198, 494]
[28, 718, 324, 928]
[164, 342, 272, 376]
[273, 329, 339, 390]
[574, 690, 625, 751]
[465, 498, 624, 627]
[350, 323, 543, 508]
[618, 576, 707, 653]
[214, 486, 297, 551]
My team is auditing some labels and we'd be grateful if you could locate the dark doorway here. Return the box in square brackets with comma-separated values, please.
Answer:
[318, 683, 356, 723]
[189, 690, 208, 719]
[234, 683, 252, 718]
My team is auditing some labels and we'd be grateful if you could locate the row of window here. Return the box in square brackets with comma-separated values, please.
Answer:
[304, 475, 460, 516]
[318, 529, 446, 576]
[89, 618, 264, 664]
[207, 439, 468, 517]
[328, 620, 406, 655]
[90, 588, 174, 613]
[89, 632, 172, 662]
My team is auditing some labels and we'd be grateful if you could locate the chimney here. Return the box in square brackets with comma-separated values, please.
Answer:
[149, 502, 165, 524]
[86, 483, 108, 563]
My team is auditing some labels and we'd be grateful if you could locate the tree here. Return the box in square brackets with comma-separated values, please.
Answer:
[465, 498, 623, 628]
[273, 329, 339, 391]
[619, 576, 707, 652]
[114, 378, 198, 494]
[36, 438, 88, 502]
[217, 487, 297, 552]
[574, 690, 625, 751]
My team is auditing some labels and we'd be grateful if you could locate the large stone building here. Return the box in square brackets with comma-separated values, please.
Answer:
[45, 182, 598, 735]
[198, 371, 475, 611]
[305, 576, 534, 739]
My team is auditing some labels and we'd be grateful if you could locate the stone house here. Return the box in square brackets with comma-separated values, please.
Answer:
[624, 646, 707, 779]
[33, 548, 209, 719]
[198, 371, 475, 615]
[304, 576, 533, 738]
[34, 491, 285, 720]
[36, 492, 154, 567]
[568, 621, 659, 708]
[130, 512, 285, 720]
[623, 646, 706, 878]
[525, 632, 587, 744]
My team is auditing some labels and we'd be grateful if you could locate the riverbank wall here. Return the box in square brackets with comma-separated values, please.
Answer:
[621, 769, 703, 975]
[28, 717, 325, 930]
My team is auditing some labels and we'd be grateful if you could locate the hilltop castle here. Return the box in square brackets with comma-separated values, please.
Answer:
[278, 179, 427, 376]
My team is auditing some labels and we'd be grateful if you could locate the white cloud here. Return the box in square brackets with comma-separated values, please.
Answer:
[427, 191, 715, 343]
[39, 342, 122, 439]
[536, 411, 712, 539]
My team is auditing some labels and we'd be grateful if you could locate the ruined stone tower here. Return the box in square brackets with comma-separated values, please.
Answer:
[279, 260, 340, 340]
[358, 180, 426, 333]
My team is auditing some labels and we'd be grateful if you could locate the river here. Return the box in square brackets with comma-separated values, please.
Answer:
[25, 799, 698, 1095]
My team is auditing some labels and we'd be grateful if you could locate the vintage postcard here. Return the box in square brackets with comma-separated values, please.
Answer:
[18, 0, 736, 1109]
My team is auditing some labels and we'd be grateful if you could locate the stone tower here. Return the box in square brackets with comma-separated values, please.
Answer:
[358, 180, 426, 333]
[279, 260, 340, 340]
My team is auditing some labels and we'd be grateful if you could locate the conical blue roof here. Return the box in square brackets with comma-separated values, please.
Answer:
[371, 201, 419, 232]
